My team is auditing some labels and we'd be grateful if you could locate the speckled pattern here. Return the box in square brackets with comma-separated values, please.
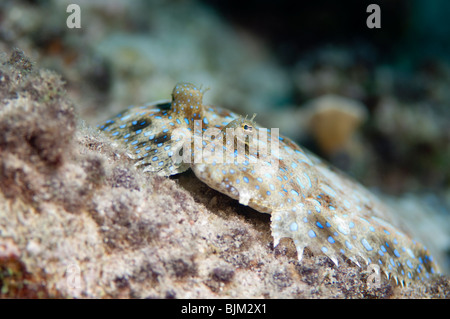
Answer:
[99, 83, 441, 286]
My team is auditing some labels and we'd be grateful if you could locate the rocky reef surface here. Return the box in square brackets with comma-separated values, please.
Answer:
[0, 0, 449, 298]
[0, 50, 448, 298]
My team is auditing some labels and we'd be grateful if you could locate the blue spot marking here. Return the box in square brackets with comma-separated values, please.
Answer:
[152, 156, 158, 161]
[131, 140, 138, 145]
[158, 161, 164, 166]
[345, 241, 353, 250]
[291, 189, 299, 196]
[343, 200, 351, 208]
[112, 131, 119, 136]
[321, 247, 328, 253]
[349, 222, 355, 229]
[124, 133, 130, 139]
[328, 236, 335, 244]
[184, 118, 189, 125]
[303, 172, 312, 188]
[290, 222, 298, 232]
[308, 230, 316, 238]
[338, 225, 348, 235]
[361, 238, 373, 251]
[243, 176, 249, 183]
[390, 258, 395, 267]
[266, 191, 271, 196]
[316, 222, 324, 229]
[296, 177, 305, 189]
[359, 217, 370, 224]
[311, 199, 321, 207]
[394, 249, 401, 258]
[406, 260, 414, 269]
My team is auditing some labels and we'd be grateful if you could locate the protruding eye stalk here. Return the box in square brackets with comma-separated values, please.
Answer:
[241, 113, 257, 133]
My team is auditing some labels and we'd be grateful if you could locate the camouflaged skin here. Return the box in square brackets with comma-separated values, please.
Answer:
[99, 83, 441, 286]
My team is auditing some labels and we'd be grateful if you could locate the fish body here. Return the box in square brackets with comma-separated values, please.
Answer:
[99, 83, 440, 286]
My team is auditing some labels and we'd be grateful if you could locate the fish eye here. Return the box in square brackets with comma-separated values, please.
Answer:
[243, 124, 252, 131]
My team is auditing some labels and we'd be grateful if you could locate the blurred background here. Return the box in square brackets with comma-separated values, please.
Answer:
[0, 0, 449, 272]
